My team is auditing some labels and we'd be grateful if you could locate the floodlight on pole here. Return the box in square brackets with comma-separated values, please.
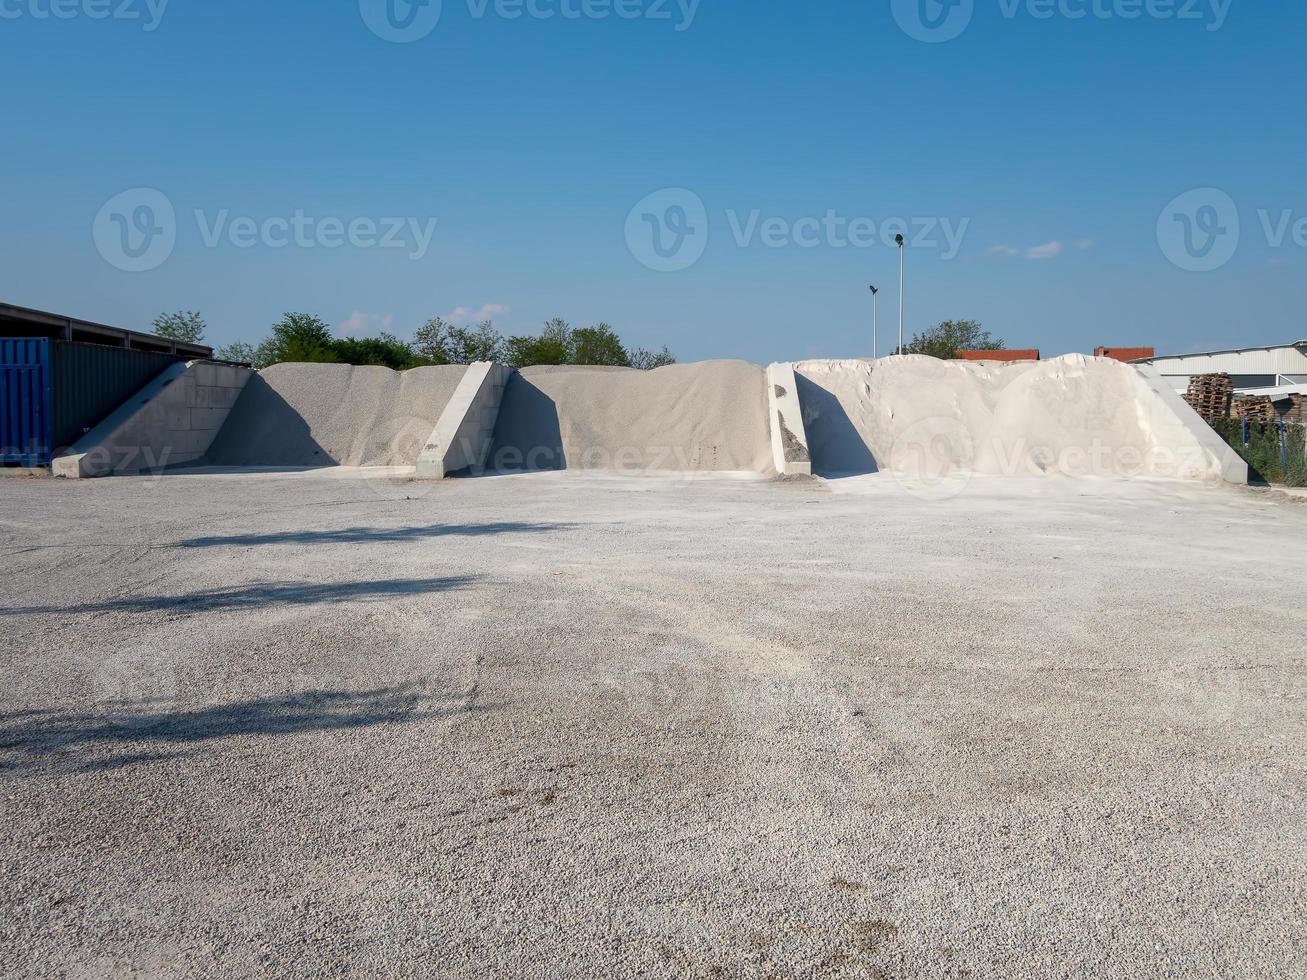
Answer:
[869, 285, 879, 359]
[895, 234, 905, 355]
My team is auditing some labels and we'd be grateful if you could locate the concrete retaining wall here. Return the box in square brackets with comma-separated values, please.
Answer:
[766, 363, 812, 476]
[53, 361, 252, 479]
[1131, 365, 1248, 485]
[416, 362, 513, 479]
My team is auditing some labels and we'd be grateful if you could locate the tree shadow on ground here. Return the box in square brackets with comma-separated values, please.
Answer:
[174, 522, 574, 549]
[0, 685, 487, 775]
[0, 575, 477, 617]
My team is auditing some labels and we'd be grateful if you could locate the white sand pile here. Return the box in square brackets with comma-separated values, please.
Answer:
[795, 354, 1238, 482]
[206, 362, 468, 467]
[488, 361, 773, 474]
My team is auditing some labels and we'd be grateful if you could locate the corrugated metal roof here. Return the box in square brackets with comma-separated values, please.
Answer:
[1148, 341, 1307, 361]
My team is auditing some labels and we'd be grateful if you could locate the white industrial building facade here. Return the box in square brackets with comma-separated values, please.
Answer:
[1140, 342, 1307, 394]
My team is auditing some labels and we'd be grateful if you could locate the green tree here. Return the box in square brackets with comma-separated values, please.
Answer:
[258, 312, 339, 366]
[898, 320, 1004, 359]
[413, 317, 452, 365]
[570, 322, 630, 366]
[152, 310, 206, 344]
[629, 345, 677, 370]
[446, 320, 505, 363]
[505, 317, 573, 368]
[215, 341, 256, 364]
[333, 333, 419, 370]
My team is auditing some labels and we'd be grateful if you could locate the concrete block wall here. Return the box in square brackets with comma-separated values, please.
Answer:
[766, 363, 812, 476]
[53, 361, 253, 479]
[416, 362, 514, 479]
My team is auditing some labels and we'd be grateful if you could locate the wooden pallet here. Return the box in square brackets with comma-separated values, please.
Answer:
[1184, 373, 1234, 420]
[1232, 395, 1278, 424]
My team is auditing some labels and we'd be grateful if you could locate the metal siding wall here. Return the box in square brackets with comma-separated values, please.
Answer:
[1148, 347, 1307, 376]
[0, 338, 53, 466]
[51, 342, 185, 451]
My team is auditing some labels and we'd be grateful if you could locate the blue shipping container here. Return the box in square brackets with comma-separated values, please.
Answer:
[0, 338, 53, 467]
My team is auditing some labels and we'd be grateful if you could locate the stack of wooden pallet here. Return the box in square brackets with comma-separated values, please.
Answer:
[1232, 395, 1278, 424]
[1184, 373, 1234, 420]
[1282, 394, 1307, 424]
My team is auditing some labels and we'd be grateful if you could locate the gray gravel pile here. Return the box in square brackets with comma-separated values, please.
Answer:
[489, 361, 773, 473]
[206, 363, 468, 467]
[1, 471, 1304, 978]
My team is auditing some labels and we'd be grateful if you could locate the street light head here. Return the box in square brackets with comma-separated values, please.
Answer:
[895, 234, 905, 247]
[870, 285, 878, 294]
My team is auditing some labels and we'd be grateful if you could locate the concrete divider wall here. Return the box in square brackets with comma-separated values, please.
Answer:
[1130, 364, 1248, 484]
[766, 363, 812, 476]
[53, 361, 252, 479]
[416, 362, 514, 479]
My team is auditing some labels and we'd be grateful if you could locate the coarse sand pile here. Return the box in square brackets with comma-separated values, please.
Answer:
[206, 362, 468, 468]
[488, 361, 773, 473]
[795, 354, 1234, 481]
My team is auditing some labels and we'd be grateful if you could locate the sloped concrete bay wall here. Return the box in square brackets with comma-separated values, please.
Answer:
[53, 361, 252, 479]
[416, 362, 513, 479]
[766, 363, 811, 476]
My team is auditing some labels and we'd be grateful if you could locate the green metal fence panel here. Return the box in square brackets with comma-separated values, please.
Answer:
[51, 342, 185, 452]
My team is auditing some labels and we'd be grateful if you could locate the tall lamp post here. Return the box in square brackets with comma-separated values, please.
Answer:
[869, 285, 879, 359]
[895, 234, 905, 355]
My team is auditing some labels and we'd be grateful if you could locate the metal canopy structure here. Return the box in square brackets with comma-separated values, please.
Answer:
[0, 301, 212, 359]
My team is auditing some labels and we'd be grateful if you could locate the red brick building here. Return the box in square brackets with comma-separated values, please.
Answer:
[1095, 346, 1155, 363]
[955, 349, 1040, 362]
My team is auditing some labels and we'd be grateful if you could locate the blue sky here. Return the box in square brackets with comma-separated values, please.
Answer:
[1, 0, 1302, 362]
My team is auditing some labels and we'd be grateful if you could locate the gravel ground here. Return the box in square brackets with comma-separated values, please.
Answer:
[1, 470, 1304, 979]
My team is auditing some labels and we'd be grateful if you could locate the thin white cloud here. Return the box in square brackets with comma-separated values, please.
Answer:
[335, 311, 395, 338]
[1075, 238, 1095, 251]
[1025, 241, 1064, 261]
[444, 303, 509, 325]
[986, 244, 1020, 257]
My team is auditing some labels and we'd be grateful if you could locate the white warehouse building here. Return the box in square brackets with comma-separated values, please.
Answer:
[1140, 341, 1307, 394]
